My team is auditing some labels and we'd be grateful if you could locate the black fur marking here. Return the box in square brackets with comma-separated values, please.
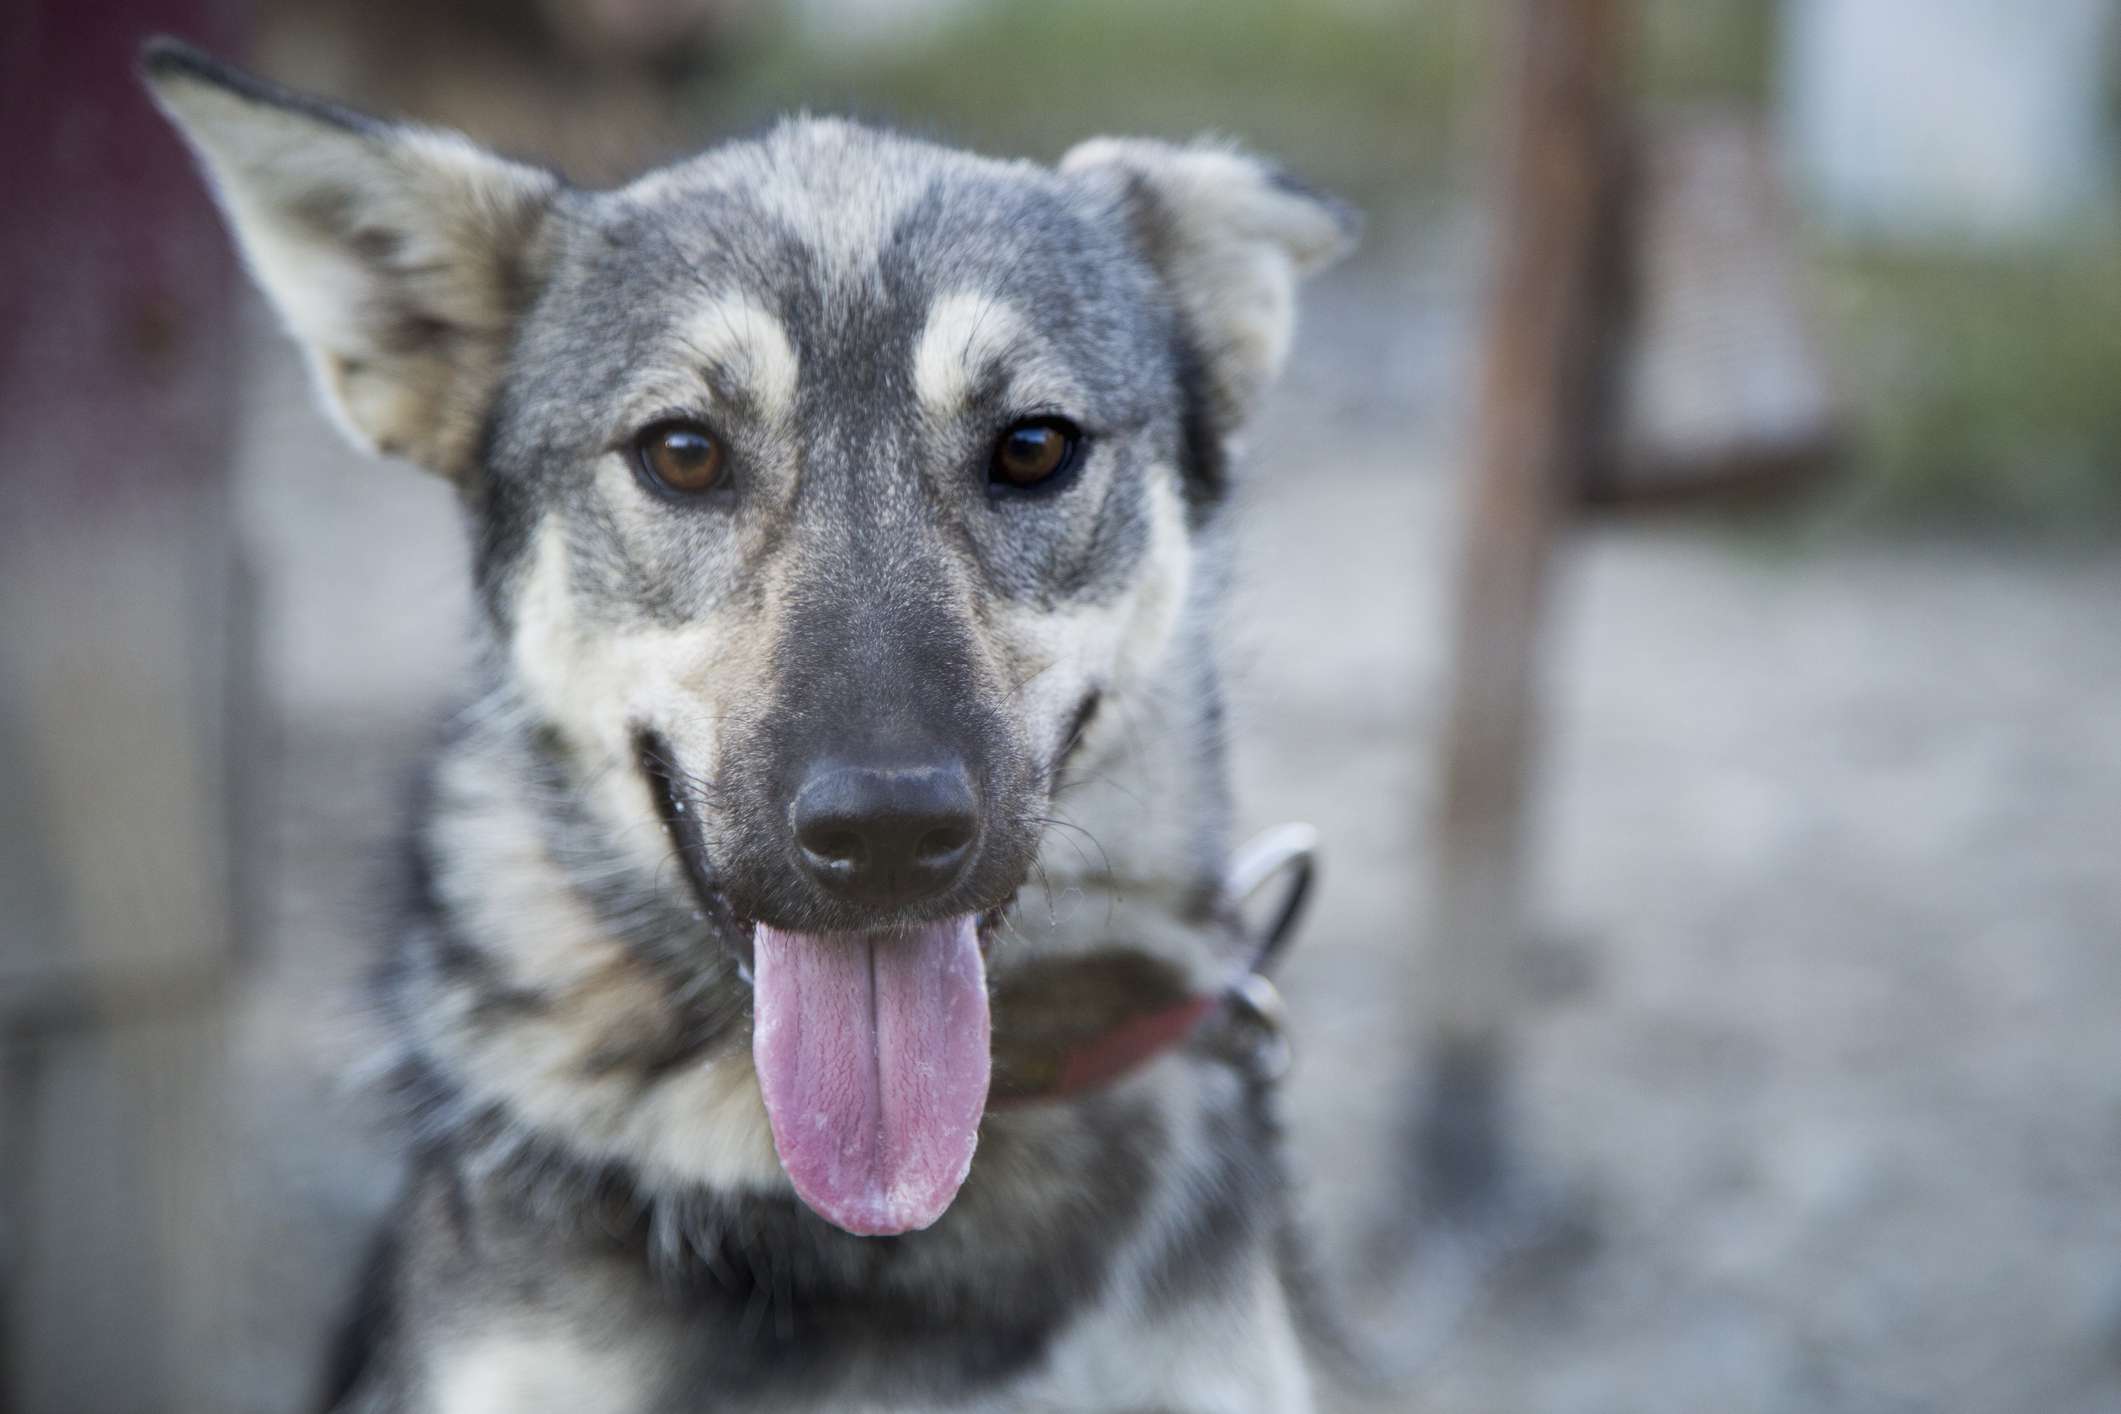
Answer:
[284, 185, 406, 268]
[469, 409, 540, 621]
[315, 1221, 399, 1414]
[373, 308, 455, 359]
[1103, 164, 1230, 517]
[141, 36, 386, 137]
[626, 727, 759, 987]
[636, 729, 734, 936]
[1052, 688, 1103, 789]
[1171, 324, 1230, 521]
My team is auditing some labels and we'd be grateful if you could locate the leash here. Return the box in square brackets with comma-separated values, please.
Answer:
[988, 824, 1317, 1106]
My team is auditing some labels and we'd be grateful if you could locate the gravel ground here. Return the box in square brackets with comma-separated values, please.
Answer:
[217, 239, 2121, 1412]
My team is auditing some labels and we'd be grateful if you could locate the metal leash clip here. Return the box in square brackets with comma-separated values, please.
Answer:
[1220, 823, 1318, 1084]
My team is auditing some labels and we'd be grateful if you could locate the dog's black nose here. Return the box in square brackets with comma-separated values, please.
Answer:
[791, 760, 979, 907]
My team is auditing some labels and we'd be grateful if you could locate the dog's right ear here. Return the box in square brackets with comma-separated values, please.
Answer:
[141, 39, 559, 480]
[1061, 138, 1358, 432]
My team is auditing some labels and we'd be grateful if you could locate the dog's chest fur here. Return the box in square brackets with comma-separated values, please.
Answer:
[365, 1064, 1311, 1414]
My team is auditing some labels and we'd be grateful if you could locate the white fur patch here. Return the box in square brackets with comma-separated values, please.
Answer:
[750, 119, 922, 283]
[433, 1329, 648, 1414]
[913, 291, 1028, 415]
[509, 517, 731, 861]
[447, 1009, 786, 1196]
[627, 118, 929, 288]
[912, 288, 1093, 427]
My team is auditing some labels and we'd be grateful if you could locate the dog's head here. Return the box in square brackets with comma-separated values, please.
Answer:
[148, 39, 1352, 1235]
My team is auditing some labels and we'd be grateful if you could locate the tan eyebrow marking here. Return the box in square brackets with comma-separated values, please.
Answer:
[913, 291, 1030, 415]
[673, 293, 800, 423]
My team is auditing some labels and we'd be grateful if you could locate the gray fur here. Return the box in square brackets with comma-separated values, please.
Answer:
[145, 36, 1352, 1413]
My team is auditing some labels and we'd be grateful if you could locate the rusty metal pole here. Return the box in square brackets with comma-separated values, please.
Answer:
[1414, 0, 1629, 1216]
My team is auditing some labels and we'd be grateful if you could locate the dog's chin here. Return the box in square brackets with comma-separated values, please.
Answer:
[726, 893, 1016, 959]
[723, 897, 1016, 979]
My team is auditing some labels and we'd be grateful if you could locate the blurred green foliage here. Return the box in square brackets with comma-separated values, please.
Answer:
[695, 0, 1488, 203]
[1638, 0, 1775, 103]
[698, 0, 1780, 199]
[1816, 235, 2121, 533]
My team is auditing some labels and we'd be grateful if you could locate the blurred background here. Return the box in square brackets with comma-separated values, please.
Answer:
[4, 1, 2120, 1410]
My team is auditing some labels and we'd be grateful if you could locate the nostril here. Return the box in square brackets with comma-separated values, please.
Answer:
[912, 823, 973, 867]
[802, 825, 867, 867]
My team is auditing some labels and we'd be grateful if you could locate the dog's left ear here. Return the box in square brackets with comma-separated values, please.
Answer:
[1062, 138, 1358, 427]
[141, 39, 559, 480]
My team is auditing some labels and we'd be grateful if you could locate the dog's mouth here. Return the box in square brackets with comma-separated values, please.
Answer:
[638, 733, 997, 1237]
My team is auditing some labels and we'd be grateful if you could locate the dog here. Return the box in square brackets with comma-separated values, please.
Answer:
[144, 36, 1355, 1412]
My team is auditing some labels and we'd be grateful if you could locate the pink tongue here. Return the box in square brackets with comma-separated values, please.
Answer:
[751, 916, 990, 1236]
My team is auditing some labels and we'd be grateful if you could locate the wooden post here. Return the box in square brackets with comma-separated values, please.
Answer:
[1414, 0, 1629, 1215]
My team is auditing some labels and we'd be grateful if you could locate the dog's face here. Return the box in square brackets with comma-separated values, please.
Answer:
[149, 41, 1351, 1235]
[499, 123, 1210, 943]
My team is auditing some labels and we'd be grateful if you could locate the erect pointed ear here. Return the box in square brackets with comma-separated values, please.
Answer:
[140, 39, 560, 480]
[1061, 137, 1357, 428]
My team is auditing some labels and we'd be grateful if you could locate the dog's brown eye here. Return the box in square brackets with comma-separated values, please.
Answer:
[989, 418, 1082, 493]
[634, 422, 725, 495]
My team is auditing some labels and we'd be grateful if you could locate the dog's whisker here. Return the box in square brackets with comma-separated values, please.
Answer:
[1031, 813, 1115, 882]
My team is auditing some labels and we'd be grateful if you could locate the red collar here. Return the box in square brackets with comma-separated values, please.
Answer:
[987, 965, 1298, 1106]
[985, 825, 1314, 1107]
[989, 992, 1223, 1107]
